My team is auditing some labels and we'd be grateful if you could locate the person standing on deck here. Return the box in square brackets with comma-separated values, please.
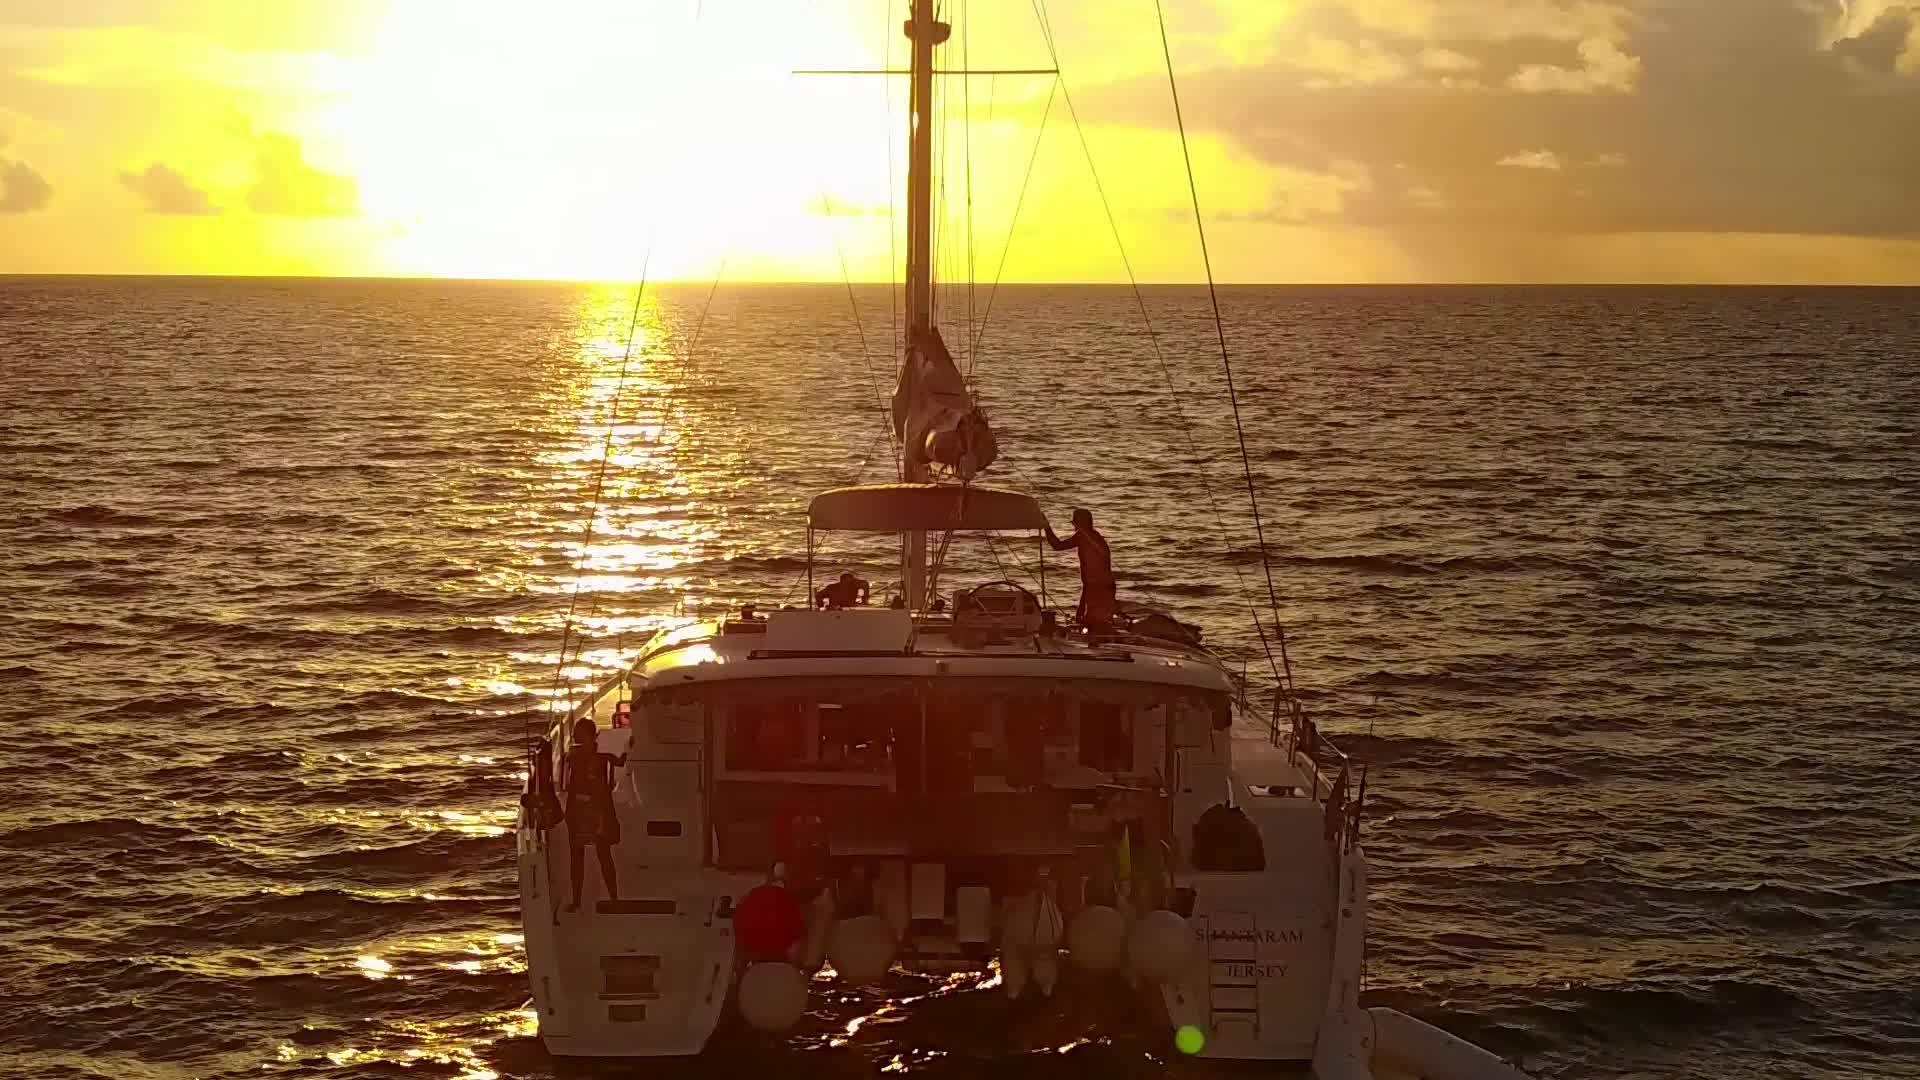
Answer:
[1045, 508, 1116, 631]
[562, 716, 626, 912]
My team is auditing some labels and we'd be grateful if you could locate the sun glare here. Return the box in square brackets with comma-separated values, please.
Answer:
[321, 1, 901, 280]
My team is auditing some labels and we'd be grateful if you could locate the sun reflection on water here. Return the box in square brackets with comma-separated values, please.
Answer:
[272, 286, 785, 1079]
[304, 1011, 526, 1080]
[491, 283, 723, 719]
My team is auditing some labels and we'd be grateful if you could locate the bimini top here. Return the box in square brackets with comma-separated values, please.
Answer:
[808, 483, 1047, 532]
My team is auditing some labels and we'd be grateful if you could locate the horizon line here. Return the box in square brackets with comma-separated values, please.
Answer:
[2, 272, 1917, 289]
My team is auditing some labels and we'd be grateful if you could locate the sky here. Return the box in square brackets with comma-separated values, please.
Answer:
[1, 0, 1918, 283]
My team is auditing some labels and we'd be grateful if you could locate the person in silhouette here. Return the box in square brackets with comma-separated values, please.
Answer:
[815, 571, 870, 610]
[563, 716, 626, 912]
[1045, 508, 1116, 630]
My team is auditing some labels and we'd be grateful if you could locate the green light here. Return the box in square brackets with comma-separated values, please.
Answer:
[1174, 1025, 1206, 1056]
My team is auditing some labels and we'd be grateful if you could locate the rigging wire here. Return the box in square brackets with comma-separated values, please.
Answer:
[963, 0, 978, 379]
[966, 74, 1057, 364]
[884, 0, 901, 360]
[1152, 0, 1298, 702]
[552, 260, 731, 711]
[1027, 0, 1282, 687]
[930, 13, 946, 327]
[664, 264, 729, 421]
[541, 0, 719, 740]
[542, 242, 655, 738]
[820, 187, 902, 458]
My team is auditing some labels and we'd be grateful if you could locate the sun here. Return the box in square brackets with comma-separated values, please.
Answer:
[323, 1, 899, 281]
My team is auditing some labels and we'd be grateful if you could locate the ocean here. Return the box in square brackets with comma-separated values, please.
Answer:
[1, 277, 1915, 1080]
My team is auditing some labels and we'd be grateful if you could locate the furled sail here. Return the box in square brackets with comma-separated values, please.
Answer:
[891, 326, 997, 480]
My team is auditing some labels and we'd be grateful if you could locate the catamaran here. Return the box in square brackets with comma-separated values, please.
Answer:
[516, 4, 1530, 1077]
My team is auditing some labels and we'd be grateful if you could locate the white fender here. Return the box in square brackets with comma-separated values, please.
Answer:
[737, 962, 809, 1032]
[827, 914, 897, 984]
[1066, 904, 1126, 973]
[1126, 909, 1194, 983]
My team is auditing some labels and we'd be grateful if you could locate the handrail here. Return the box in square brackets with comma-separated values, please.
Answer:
[1271, 693, 1368, 855]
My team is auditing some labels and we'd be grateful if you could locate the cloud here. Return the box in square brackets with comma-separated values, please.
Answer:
[1497, 149, 1565, 170]
[246, 132, 357, 216]
[1822, 0, 1920, 43]
[1292, 34, 1415, 86]
[1496, 149, 1623, 170]
[1198, 0, 1644, 93]
[1217, 161, 1375, 223]
[1417, 48, 1482, 73]
[1077, 0, 1920, 241]
[1338, 0, 1633, 44]
[0, 159, 51, 212]
[1509, 37, 1642, 92]
[1827, 3, 1920, 72]
[118, 162, 216, 214]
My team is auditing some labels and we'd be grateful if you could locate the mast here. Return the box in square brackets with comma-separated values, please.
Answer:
[901, 0, 947, 610]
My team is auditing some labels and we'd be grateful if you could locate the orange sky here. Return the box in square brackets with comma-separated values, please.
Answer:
[2, 0, 1918, 283]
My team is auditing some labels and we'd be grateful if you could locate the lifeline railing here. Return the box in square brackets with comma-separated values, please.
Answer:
[1270, 693, 1367, 856]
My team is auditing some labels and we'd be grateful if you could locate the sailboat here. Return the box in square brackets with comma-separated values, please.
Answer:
[516, 4, 1530, 1077]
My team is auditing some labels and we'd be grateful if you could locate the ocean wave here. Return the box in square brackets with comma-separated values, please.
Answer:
[337, 688, 467, 711]
[1336, 732, 1458, 765]
[278, 587, 456, 615]
[1432, 554, 1596, 575]
[1352, 669, 1518, 693]
[117, 615, 534, 652]
[122, 888, 508, 947]
[68, 578, 158, 597]
[721, 554, 811, 571]
[18, 556, 101, 572]
[1534, 978, 1811, 1030]
[9, 280, 1920, 1080]
[100, 693, 227, 717]
[0, 817, 205, 851]
[1129, 581, 1224, 597]
[1279, 553, 1429, 576]
[230, 462, 397, 478]
[49, 503, 163, 528]
[300, 832, 513, 883]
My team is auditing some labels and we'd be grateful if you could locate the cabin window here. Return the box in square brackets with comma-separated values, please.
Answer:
[924, 693, 996, 793]
[816, 701, 894, 771]
[727, 698, 810, 771]
[723, 692, 899, 776]
[1079, 701, 1133, 772]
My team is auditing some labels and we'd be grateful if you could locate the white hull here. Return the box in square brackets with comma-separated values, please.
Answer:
[519, 830, 747, 1057]
[516, 635, 1527, 1079]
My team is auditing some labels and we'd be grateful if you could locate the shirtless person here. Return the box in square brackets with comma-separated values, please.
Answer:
[1044, 508, 1116, 631]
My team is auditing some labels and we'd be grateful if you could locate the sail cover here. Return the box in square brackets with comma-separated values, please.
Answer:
[892, 326, 997, 481]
